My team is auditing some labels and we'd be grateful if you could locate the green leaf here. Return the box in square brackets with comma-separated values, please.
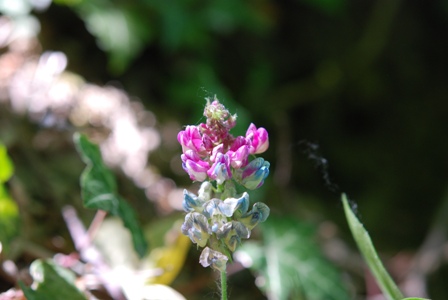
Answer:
[401, 298, 431, 300]
[20, 260, 87, 300]
[342, 194, 404, 300]
[0, 144, 18, 254]
[0, 185, 19, 254]
[238, 216, 349, 300]
[0, 143, 14, 183]
[69, 1, 152, 74]
[73, 133, 148, 257]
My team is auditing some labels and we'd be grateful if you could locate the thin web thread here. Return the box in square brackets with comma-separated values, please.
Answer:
[297, 140, 339, 193]
[297, 140, 363, 219]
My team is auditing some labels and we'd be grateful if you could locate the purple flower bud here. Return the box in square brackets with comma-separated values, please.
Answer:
[181, 212, 211, 247]
[207, 152, 231, 185]
[181, 150, 210, 182]
[235, 157, 270, 190]
[177, 125, 205, 154]
[246, 123, 269, 154]
[199, 247, 228, 272]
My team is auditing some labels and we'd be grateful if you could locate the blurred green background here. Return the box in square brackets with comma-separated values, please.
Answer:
[1, 0, 448, 299]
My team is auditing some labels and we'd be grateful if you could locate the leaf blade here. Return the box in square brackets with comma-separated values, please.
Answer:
[20, 260, 87, 300]
[0, 143, 14, 183]
[238, 216, 349, 300]
[73, 133, 148, 257]
[342, 193, 403, 300]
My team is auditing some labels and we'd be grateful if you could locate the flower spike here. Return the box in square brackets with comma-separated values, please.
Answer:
[178, 96, 271, 271]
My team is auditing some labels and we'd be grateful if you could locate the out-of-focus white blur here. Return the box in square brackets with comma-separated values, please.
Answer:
[0, 14, 184, 213]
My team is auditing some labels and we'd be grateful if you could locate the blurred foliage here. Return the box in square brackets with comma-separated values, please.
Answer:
[20, 260, 87, 300]
[74, 133, 148, 257]
[239, 216, 349, 300]
[0, 144, 19, 255]
[141, 216, 190, 286]
[1, 0, 448, 298]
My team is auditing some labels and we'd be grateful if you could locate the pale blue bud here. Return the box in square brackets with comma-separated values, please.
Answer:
[182, 189, 204, 212]
[199, 247, 228, 272]
[181, 212, 211, 247]
[238, 202, 270, 230]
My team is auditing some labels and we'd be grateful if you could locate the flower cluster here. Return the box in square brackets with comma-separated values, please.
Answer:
[178, 97, 270, 190]
[178, 96, 271, 272]
[181, 182, 270, 271]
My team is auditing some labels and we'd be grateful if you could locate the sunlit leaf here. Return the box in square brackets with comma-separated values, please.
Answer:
[237, 216, 349, 300]
[342, 194, 404, 300]
[143, 220, 190, 285]
[0, 144, 18, 254]
[67, 1, 152, 74]
[73, 133, 148, 257]
[20, 260, 87, 300]
[0, 144, 14, 183]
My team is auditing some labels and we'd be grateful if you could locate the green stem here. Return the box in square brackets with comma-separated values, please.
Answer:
[221, 270, 228, 300]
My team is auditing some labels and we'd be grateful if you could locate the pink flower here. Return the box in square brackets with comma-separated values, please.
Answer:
[202, 134, 214, 152]
[207, 152, 231, 184]
[178, 126, 205, 154]
[181, 150, 210, 182]
[246, 123, 269, 154]
[210, 144, 225, 162]
[227, 136, 249, 169]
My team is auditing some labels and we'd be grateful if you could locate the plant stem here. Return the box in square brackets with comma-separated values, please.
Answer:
[221, 270, 228, 300]
[84, 209, 107, 248]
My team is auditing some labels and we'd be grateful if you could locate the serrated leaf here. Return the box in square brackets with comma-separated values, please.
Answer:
[342, 194, 403, 300]
[238, 216, 349, 300]
[20, 260, 87, 300]
[73, 133, 148, 257]
[0, 143, 14, 183]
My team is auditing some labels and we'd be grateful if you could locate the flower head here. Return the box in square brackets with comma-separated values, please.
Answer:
[178, 96, 271, 271]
